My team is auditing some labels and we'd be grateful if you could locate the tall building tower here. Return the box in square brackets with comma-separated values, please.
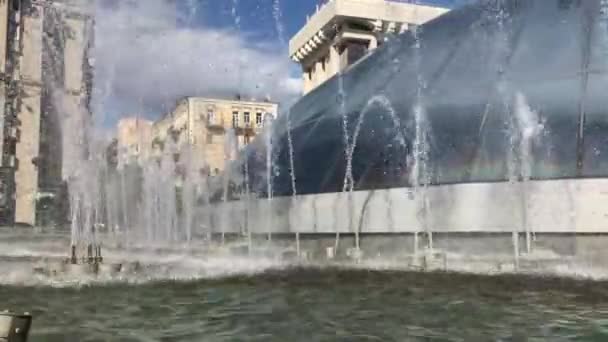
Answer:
[0, 0, 94, 226]
[290, 0, 448, 94]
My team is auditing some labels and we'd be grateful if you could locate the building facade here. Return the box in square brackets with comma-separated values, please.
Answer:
[290, 0, 448, 94]
[0, 0, 94, 226]
[117, 97, 278, 175]
[116, 117, 153, 168]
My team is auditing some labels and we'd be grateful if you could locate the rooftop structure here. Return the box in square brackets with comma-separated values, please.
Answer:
[289, 0, 448, 94]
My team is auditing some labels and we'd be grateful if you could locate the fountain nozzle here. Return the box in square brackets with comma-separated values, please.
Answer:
[67, 243, 103, 266]
[70, 245, 77, 265]
[96, 245, 103, 264]
[87, 244, 94, 264]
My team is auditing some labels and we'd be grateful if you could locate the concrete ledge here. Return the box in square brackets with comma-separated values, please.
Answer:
[209, 179, 608, 234]
[191, 231, 608, 276]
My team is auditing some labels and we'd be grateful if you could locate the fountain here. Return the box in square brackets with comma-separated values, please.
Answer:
[336, 73, 348, 254]
[26, 0, 608, 279]
[510, 92, 545, 254]
[263, 116, 275, 243]
[221, 128, 238, 244]
[409, 20, 434, 261]
[285, 108, 299, 255]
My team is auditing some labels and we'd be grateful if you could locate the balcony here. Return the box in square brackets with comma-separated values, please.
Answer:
[231, 121, 256, 135]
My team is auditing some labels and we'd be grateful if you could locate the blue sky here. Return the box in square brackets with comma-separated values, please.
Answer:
[94, 0, 467, 127]
[189, 0, 464, 37]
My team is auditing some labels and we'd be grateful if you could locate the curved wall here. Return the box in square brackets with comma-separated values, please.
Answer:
[208, 178, 608, 234]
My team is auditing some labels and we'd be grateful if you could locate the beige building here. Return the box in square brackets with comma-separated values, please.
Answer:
[118, 97, 278, 175]
[116, 118, 153, 167]
[0, 0, 94, 226]
[290, 0, 448, 94]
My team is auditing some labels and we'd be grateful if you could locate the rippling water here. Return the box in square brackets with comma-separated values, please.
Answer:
[1, 269, 608, 341]
[1, 229, 607, 341]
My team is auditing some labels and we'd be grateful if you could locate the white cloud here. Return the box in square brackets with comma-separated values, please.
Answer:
[92, 0, 301, 126]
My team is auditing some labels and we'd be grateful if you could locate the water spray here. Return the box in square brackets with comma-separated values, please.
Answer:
[286, 109, 299, 256]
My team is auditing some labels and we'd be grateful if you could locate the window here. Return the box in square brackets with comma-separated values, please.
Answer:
[207, 109, 215, 123]
[346, 41, 368, 66]
[256, 112, 263, 125]
[206, 133, 213, 144]
[232, 111, 239, 127]
[244, 112, 250, 124]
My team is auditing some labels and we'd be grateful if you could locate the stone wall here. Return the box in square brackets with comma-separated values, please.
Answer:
[210, 179, 608, 235]
[204, 178, 608, 272]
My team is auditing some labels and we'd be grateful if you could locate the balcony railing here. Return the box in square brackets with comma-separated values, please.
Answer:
[233, 121, 254, 130]
[207, 117, 224, 128]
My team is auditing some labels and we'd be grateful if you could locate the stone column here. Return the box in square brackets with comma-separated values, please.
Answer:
[314, 59, 323, 89]
[15, 5, 43, 226]
[302, 68, 312, 94]
[368, 36, 378, 50]
[0, 84, 6, 160]
[61, 16, 88, 181]
[329, 44, 340, 78]
[0, 1, 8, 71]
[0, 1, 9, 161]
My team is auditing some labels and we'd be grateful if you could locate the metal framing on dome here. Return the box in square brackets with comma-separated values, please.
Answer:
[244, 0, 608, 198]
